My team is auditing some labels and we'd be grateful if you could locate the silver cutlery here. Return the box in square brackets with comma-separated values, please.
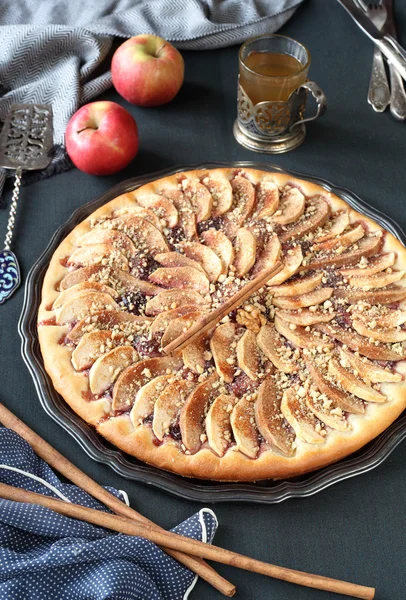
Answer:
[383, 0, 406, 120]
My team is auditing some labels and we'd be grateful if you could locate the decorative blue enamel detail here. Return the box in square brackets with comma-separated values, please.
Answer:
[0, 249, 20, 304]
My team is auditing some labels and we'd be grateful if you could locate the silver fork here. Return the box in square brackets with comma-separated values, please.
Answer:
[382, 0, 406, 121]
[353, 0, 390, 112]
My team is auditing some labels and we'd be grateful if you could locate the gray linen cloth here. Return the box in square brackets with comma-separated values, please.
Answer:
[0, 0, 304, 204]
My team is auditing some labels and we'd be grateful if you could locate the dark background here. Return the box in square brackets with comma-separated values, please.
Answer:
[1, 1, 406, 598]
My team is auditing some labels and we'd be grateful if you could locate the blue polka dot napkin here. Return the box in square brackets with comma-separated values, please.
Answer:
[0, 428, 218, 600]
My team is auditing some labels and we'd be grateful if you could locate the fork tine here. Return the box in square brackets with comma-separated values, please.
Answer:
[353, 0, 368, 10]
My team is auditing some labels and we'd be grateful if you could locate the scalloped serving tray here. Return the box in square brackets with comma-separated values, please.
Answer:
[18, 162, 406, 504]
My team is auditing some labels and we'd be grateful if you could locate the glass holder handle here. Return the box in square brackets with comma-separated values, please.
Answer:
[290, 81, 327, 131]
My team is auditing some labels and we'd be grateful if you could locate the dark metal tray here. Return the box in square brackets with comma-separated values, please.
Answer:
[18, 162, 406, 504]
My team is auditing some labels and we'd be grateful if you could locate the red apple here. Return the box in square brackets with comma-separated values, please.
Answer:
[111, 34, 184, 107]
[65, 101, 139, 175]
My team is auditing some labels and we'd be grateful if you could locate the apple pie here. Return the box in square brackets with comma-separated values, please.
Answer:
[38, 168, 406, 481]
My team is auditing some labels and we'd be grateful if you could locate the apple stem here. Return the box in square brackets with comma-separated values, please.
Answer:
[76, 126, 97, 134]
[155, 43, 166, 57]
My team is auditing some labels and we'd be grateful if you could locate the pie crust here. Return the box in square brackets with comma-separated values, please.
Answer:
[38, 168, 406, 481]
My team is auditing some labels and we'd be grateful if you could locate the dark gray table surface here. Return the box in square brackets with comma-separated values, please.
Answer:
[1, 1, 406, 598]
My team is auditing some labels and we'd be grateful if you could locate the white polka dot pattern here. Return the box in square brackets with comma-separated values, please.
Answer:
[0, 429, 218, 599]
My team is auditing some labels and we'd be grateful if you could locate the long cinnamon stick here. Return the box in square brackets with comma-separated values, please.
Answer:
[162, 260, 283, 356]
[0, 483, 375, 600]
[0, 403, 235, 597]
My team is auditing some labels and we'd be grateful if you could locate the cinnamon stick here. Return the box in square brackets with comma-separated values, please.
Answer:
[162, 260, 283, 356]
[0, 483, 375, 600]
[0, 403, 235, 597]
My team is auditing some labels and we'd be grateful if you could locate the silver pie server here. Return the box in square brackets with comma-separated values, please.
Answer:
[0, 104, 53, 304]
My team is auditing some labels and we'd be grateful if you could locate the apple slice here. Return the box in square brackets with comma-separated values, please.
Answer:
[305, 387, 348, 431]
[273, 287, 333, 310]
[154, 251, 207, 274]
[149, 266, 210, 294]
[311, 224, 365, 253]
[270, 273, 323, 297]
[348, 270, 404, 290]
[210, 322, 237, 382]
[72, 331, 114, 371]
[153, 379, 196, 441]
[135, 192, 179, 228]
[233, 228, 256, 277]
[305, 359, 365, 414]
[339, 252, 395, 277]
[160, 311, 202, 347]
[179, 373, 219, 453]
[112, 356, 183, 411]
[145, 289, 208, 315]
[78, 229, 138, 261]
[315, 211, 350, 242]
[230, 394, 260, 458]
[201, 230, 234, 274]
[202, 172, 233, 217]
[279, 196, 330, 243]
[252, 234, 281, 277]
[275, 309, 336, 326]
[300, 233, 382, 272]
[254, 177, 280, 219]
[53, 281, 118, 310]
[67, 310, 150, 343]
[353, 308, 406, 329]
[160, 188, 197, 240]
[223, 176, 256, 234]
[257, 323, 297, 373]
[181, 178, 213, 222]
[89, 346, 138, 395]
[266, 246, 303, 286]
[281, 388, 325, 444]
[182, 242, 223, 282]
[182, 335, 207, 374]
[339, 347, 402, 383]
[112, 205, 163, 231]
[271, 187, 305, 226]
[236, 329, 260, 380]
[59, 265, 161, 296]
[68, 244, 129, 272]
[255, 377, 295, 455]
[275, 315, 333, 350]
[328, 359, 387, 403]
[150, 306, 202, 336]
[316, 322, 406, 361]
[205, 394, 235, 457]
[333, 286, 406, 305]
[130, 374, 172, 427]
[55, 292, 119, 325]
[352, 318, 406, 343]
[101, 215, 169, 256]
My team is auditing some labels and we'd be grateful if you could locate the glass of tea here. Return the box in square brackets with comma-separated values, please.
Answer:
[234, 34, 326, 153]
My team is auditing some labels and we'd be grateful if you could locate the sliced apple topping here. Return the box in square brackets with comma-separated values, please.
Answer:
[352, 318, 406, 343]
[150, 306, 201, 336]
[59, 265, 161, 296]
[352, 307, 406, 329]
[316, 322, 406, 361]
[333, 286, 406, 305]
[201, 172, 233, 217]
[305, 384, 348, 431]
[68, 244, 129, 272]
[149, 266, 210, 294]
[72, 331, 114, 371]
[145, 289, 208, 316]
[257, 323, 297, 373]
[315, 211, 350, 242]
[270, 273, 323, 297]
[328, 359, 387, 403]
[236, 329, 260, 380]
[179, 373, 219, 453]
[275, 315, 333, 350]
[266, 245, 303, 286]
[305, 359, 365, 414]
[67, 310, 150, 343]
[230, 394, 260, 458]
[55, 292, 119, 325]
[300, 233, 382, 272]
[154, 251, 207, 274]
[252, 234, 281, 277]
[223, 176, 256, 234]
[89, 346, 138, 395]
[275, 309, 336, 326]
[348, 270, 404, 290]
[161, 188, 197, 240]
[210, 322, 237, 382]
[112, 205, 163, 231]
[339, 252, 395, 277]
[339, 347, 402, 383]
[52, 281, 118, 310]
[130, 374, 172, 427]
[311, 224, 365, 253]
[153, 379, 196, 441]
[160, 311, 202, 347]
[255, 377, 295, 455]
[201, 230, 234, 274]
[181, 242, 223, 282]
[205, 394, 235, 457]
[78, 229, 138, 261]
[99, 215, 169, 256]
[112, 356, 183, 411]
[233, 228, 256, 277]
[279, 196, 330, 243]
[271, 187, 305, 225]
[182, 335, 207, 374]
[272, 287, 333, 310]
[254, 177, 279, 219]
[135, 192, 179, 228]
[281, 388, 325, 444]
[181, 178, 213, 222]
